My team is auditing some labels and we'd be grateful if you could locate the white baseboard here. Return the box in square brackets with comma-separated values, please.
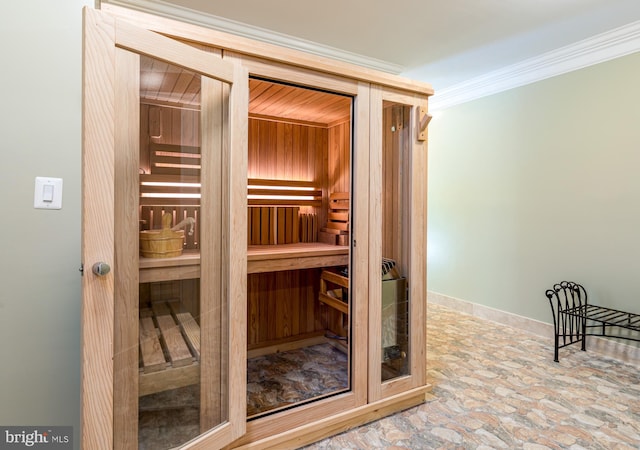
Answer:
[427, 291, 640, 365]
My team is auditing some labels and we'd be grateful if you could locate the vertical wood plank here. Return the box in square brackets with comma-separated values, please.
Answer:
[260, 207, 270, 245]
[113, 46, 140, 450]
[320, 126, 329, 228]
[81, 8, 116, 450]
[299, 126, 309, 181]
[270, 207, 277, 245]
[292, 207, 299, 243]
[200, 73, 223, 430]
[368, 84, 383, 401]
[265, 122, 284, 179]
[252, 207, 261, 244]
[182, 279, 200, 319]
[247, 274, 259, 346]
[307, 127, 316, 183]
[248, 118, 259, 179]
[226, 62, 248, 436]
[291, 271, 301, 336]
[302, 214, 309, 243]
[277, 207, 285, 244]
[410, 99, 428, 389]
[285, 122, 293, 179]
[266, 273, 276, 341]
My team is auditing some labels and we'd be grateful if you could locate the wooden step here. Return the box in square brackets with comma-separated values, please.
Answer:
[139, 317, 166, 374]
[138, 301, 201, 396]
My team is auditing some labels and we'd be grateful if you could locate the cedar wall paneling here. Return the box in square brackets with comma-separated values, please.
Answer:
[247, 269, 346, 348]
[247, 269, 322, 348]
[327, 121, 351, 195]
[248, 118, 327, 185]
[248, 117, 331, 228]
[325, 120, 351, 239]
[140, 104, 200, 173]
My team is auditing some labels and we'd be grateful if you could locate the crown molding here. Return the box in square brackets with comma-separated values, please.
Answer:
[99, 1, 640, 109]
[100, 0, 404, 74]
[430, 20, 640, 111]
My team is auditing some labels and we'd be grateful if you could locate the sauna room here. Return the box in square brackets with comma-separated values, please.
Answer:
[124, 49, 413, 447]
[80, 6, 428, 446]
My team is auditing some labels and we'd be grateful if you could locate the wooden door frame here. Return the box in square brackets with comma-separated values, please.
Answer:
[81, 7, 247, 449]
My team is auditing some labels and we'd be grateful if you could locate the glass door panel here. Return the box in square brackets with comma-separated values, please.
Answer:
[380, 102, 412, 381]
[372, 92, 427, 396]
[244, 78, 353, 417]
[136, 57, 208, 449]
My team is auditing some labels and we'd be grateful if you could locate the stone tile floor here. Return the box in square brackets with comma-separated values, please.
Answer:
[304, 303, 640, 449]
[247, 343, 348, 416]
[139, 343, 349, 449]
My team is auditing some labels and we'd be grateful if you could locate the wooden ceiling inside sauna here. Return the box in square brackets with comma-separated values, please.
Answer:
[249, 79, 351, 127]
[140, 57, 352, 127]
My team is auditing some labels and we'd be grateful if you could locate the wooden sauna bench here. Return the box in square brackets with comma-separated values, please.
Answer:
[139, 243, 349, 282]
[247, 242, 349, 274]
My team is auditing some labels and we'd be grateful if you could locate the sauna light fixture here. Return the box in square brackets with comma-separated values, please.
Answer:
[155, 163, 201, 170]
[141, 193, 201, 199]
[247, 182, 321, 205]
[140, 180, 201, 199]
[140, 181, 201, 188]
[249, 185, 314, 191]
[155, 150, 201, 159]
[247, 194, 315, 201]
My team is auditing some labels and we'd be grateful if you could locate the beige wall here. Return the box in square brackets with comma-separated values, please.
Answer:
[428, 51, 640, 325]
[0, 0, 93, 444]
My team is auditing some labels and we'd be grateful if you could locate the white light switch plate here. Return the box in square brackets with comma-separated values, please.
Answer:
[34, 177, 63, 209]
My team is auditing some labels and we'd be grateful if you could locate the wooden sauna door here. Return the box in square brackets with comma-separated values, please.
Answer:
[81, 7, 248, 450]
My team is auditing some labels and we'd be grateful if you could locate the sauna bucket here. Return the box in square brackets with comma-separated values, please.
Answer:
[139, 213, 190, 258]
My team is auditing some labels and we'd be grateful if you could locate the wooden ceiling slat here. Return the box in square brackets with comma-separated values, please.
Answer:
[249, 79, 351, 126]
[141, 68, 351, 125]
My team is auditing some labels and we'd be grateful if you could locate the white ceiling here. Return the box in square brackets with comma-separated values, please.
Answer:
[106, 0, 640, 101]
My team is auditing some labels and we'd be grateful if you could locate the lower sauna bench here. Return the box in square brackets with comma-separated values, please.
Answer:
[139, 301, 201, 397]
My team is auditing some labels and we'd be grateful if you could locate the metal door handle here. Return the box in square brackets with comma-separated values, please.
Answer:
[92, 262, 111, 277]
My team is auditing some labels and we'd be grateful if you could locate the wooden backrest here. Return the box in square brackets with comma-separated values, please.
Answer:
[248, 178, 321, 207]
[140, 151, 323, 246]
[326, 192, 350, 233]
[319, 192, 350, 246]
[247, 179, 321, 244]
[248, 206, 292, 245]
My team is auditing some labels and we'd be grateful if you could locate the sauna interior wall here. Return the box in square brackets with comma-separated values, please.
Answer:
[140, 104, 200, 173]
[140, 102, 352, 347]
[138, 104, 202, 326]
[248, 117, 351, 347]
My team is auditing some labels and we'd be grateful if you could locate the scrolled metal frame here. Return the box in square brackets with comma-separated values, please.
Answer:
[545, 281, 640, 362]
